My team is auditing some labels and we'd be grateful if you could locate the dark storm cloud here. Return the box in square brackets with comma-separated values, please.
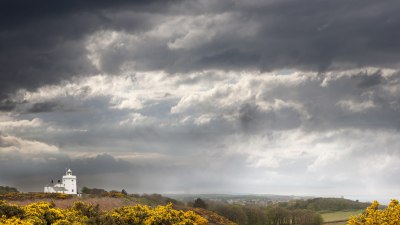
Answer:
[241, 0, 400, 71]
[2, 0, 400, 106]
[72, 154, 132, 175]
[0, 0, 159, 27]
[2, 0, 400, 196]
[0, 0, 176, 104]
[92, 0, 400, 73]
[356, 71, 384, 88]
[0, 99, 17, 111]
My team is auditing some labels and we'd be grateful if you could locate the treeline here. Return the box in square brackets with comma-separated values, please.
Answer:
[278, 198, 370, 212]
[190, 199, 322, 225]
[0, 200, 207, 225]
[81, 186, 127, 198]
[0, 186, 18, 194]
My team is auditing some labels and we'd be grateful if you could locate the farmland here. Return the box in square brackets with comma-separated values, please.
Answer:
[321, 210, 363, 225]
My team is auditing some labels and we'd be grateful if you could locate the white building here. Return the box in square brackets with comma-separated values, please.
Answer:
[44, 169, 77, 194]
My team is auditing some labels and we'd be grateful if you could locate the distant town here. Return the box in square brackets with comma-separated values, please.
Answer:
[166, 194, 312, 206]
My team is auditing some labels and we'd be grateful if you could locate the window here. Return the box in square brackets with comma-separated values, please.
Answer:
[72, 189, 74, 192]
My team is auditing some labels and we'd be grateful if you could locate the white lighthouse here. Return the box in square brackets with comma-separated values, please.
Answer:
[63, 169, 77, 194]
[44, 169, 77, 195]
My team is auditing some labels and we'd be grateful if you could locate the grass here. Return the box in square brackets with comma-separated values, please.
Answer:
[321, 210, 364, 224]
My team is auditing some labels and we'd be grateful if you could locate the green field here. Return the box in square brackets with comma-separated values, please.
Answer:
[321, 210, 364, 224]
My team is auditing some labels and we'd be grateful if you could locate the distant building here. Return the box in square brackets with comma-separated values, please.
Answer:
[44, 169, 77, 194]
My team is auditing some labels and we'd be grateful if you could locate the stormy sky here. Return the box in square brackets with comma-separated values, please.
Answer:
[1, 0, 400, 198]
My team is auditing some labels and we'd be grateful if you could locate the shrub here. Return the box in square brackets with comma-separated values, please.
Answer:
[347, 199, 400, 224]
[193, 198, 207, 209]
[0, 200, 24, 218]
[0, 200, 208, 225]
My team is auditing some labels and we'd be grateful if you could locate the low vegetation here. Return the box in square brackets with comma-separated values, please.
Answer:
[0, 200, 208, 225]
[80, 187, 182, 207]
[0, 192, 72, 201]
[347, 199, 400, 224]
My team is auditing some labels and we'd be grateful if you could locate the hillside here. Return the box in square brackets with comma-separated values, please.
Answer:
[0, 192, 236, 225]
[0, 188, 370, 225]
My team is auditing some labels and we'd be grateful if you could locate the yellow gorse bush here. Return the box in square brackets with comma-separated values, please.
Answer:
[0, 201, 208, 225]
[105, 203, 207, 225]
[347, 199, 400, 225]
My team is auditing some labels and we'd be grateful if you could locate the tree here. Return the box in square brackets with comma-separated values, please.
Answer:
[0, 186, 19, 194]
[193, 198, 207, 209]
[80, 187, 107, 195]
[81, 186, 90, 194]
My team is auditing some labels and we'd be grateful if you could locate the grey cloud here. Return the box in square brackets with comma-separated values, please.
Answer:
[71, 153, 132, 175]
[28, 102, 63, 113]
[92, 0, 400, 73]
[2, 0, 400, 196]
[25, 99, 87, 113]
[3, 0, 400, 106]
[8, 71, 400, 155]
[0, 0, 177, 104]
[0, 0, 175, 30]
[356, 71, 384, 88]
[238, 103, 303, 132]
[0, 136, 15, 148]
[0, 99, 16, 111]
[0, 19, 97, 101]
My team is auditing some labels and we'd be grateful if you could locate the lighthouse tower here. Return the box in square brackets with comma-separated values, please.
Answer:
[62, 169, 77, 194]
